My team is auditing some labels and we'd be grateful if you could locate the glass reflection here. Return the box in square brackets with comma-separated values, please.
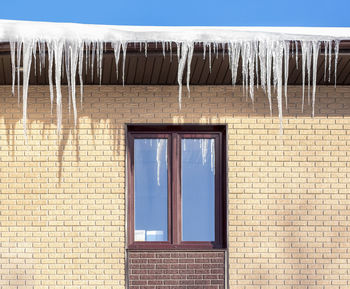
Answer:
[134, 139, 168, 242]
[181, 138, 215, 241]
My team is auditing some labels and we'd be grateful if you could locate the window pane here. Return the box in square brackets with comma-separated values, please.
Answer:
[181, 138, 215, 241]
[134, 139, 168, 242]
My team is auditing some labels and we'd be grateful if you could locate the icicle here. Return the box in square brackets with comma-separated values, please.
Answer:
[121, 42, 127, 86]
[306, 42, 312, 105]
[334, 40, 340, 86]
[91, 42, 96, 81]
[248, 41, 255, 104]
[254, 41, 259, 89]
[85, 42, 90, 76]
[200, 139, 209, 166]
[177, 42, 189, 108]
[227, 44, 231, 71]
[283, 41, 289, 109]
[22, 40, 34, 139]
[186, 43, 194, 96]
[272, 42, 280, 94]
[274, 41, 284, 133]
[240, 41, 252, 100]
[4, 30, 346, 139]
[295, 41, 299, 70]
[324, 41, 328, 82]
[10, 41, 16, 96]
[78, 43, 84, 107]
[328, 40, 332, 82]
[259, 41, 267, 93]
[32, 42, 37, 77]
[97, 41, 104, 85]
[228, 42, 241, 86]
[91, 42, 98, 83]
[112, 42, 121, 79]
[16, 41, 22, 104]
[61, 45, 66, 79]
[47, 42, 54, 115]
[301, 41, 307, 112]
[312, 41, 320, 117]
[37, 42, 41, 75]
[69, 42, 79, 125]
[208, 43, 212, 73]
[54, 40, 64, 135]
[64, 43, 72, 116]
[96, 42, 102, 79]
[266, 42, 273, 115]
[202, 42, 206, 60]
[162, 41, 166, 58]
[169, 42, 173, 62]
[210, 138, 215, 173]
[241, 42, 248, 96]
[156, 139, 166, 186]
[39, 41, 46, 75]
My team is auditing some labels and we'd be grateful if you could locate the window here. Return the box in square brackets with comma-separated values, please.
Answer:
[127, 125, 226, 249]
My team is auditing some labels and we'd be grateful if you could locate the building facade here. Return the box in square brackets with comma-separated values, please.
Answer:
[1, 84, 350, 288]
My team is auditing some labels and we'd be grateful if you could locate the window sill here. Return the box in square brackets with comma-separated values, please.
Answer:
[128, 242, 225, 250]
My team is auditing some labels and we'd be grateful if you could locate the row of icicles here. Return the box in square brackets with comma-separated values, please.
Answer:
[9, 39, 340, 137]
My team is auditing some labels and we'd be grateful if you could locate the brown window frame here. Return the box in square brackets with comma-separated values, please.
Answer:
[127, 125, 226, 250]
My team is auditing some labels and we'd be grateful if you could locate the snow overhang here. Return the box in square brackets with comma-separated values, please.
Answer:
[1, 20, 350, 42]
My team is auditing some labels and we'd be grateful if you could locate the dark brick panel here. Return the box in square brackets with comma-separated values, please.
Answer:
[128, 251, 225, 289]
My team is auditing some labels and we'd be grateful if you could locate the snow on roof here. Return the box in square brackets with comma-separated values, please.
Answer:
[1, 19, 350, 42]
[0, 19, 349, 137]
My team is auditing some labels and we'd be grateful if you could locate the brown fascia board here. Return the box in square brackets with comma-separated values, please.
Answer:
[0, 41, 350, 55]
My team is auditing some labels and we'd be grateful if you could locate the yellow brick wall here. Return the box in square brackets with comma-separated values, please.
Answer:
[0, 85, 350, 288]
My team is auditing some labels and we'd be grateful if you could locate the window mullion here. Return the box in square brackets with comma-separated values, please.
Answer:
[171, 132, 181, 246]
[166, 133, 173, 245]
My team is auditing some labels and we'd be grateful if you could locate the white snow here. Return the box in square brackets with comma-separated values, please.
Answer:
[1, 20, 350, 135]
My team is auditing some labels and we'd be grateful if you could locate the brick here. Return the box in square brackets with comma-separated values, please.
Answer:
[1, 85, 350, 289]
[128, 250, 225, 288]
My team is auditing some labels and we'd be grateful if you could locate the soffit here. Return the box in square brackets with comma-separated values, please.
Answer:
[0, 42, 349, 85]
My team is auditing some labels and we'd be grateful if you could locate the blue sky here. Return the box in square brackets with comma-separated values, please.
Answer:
[0, 0, 349, 27]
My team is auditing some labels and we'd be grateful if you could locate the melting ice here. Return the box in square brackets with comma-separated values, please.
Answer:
[2, 20, 348, 136]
